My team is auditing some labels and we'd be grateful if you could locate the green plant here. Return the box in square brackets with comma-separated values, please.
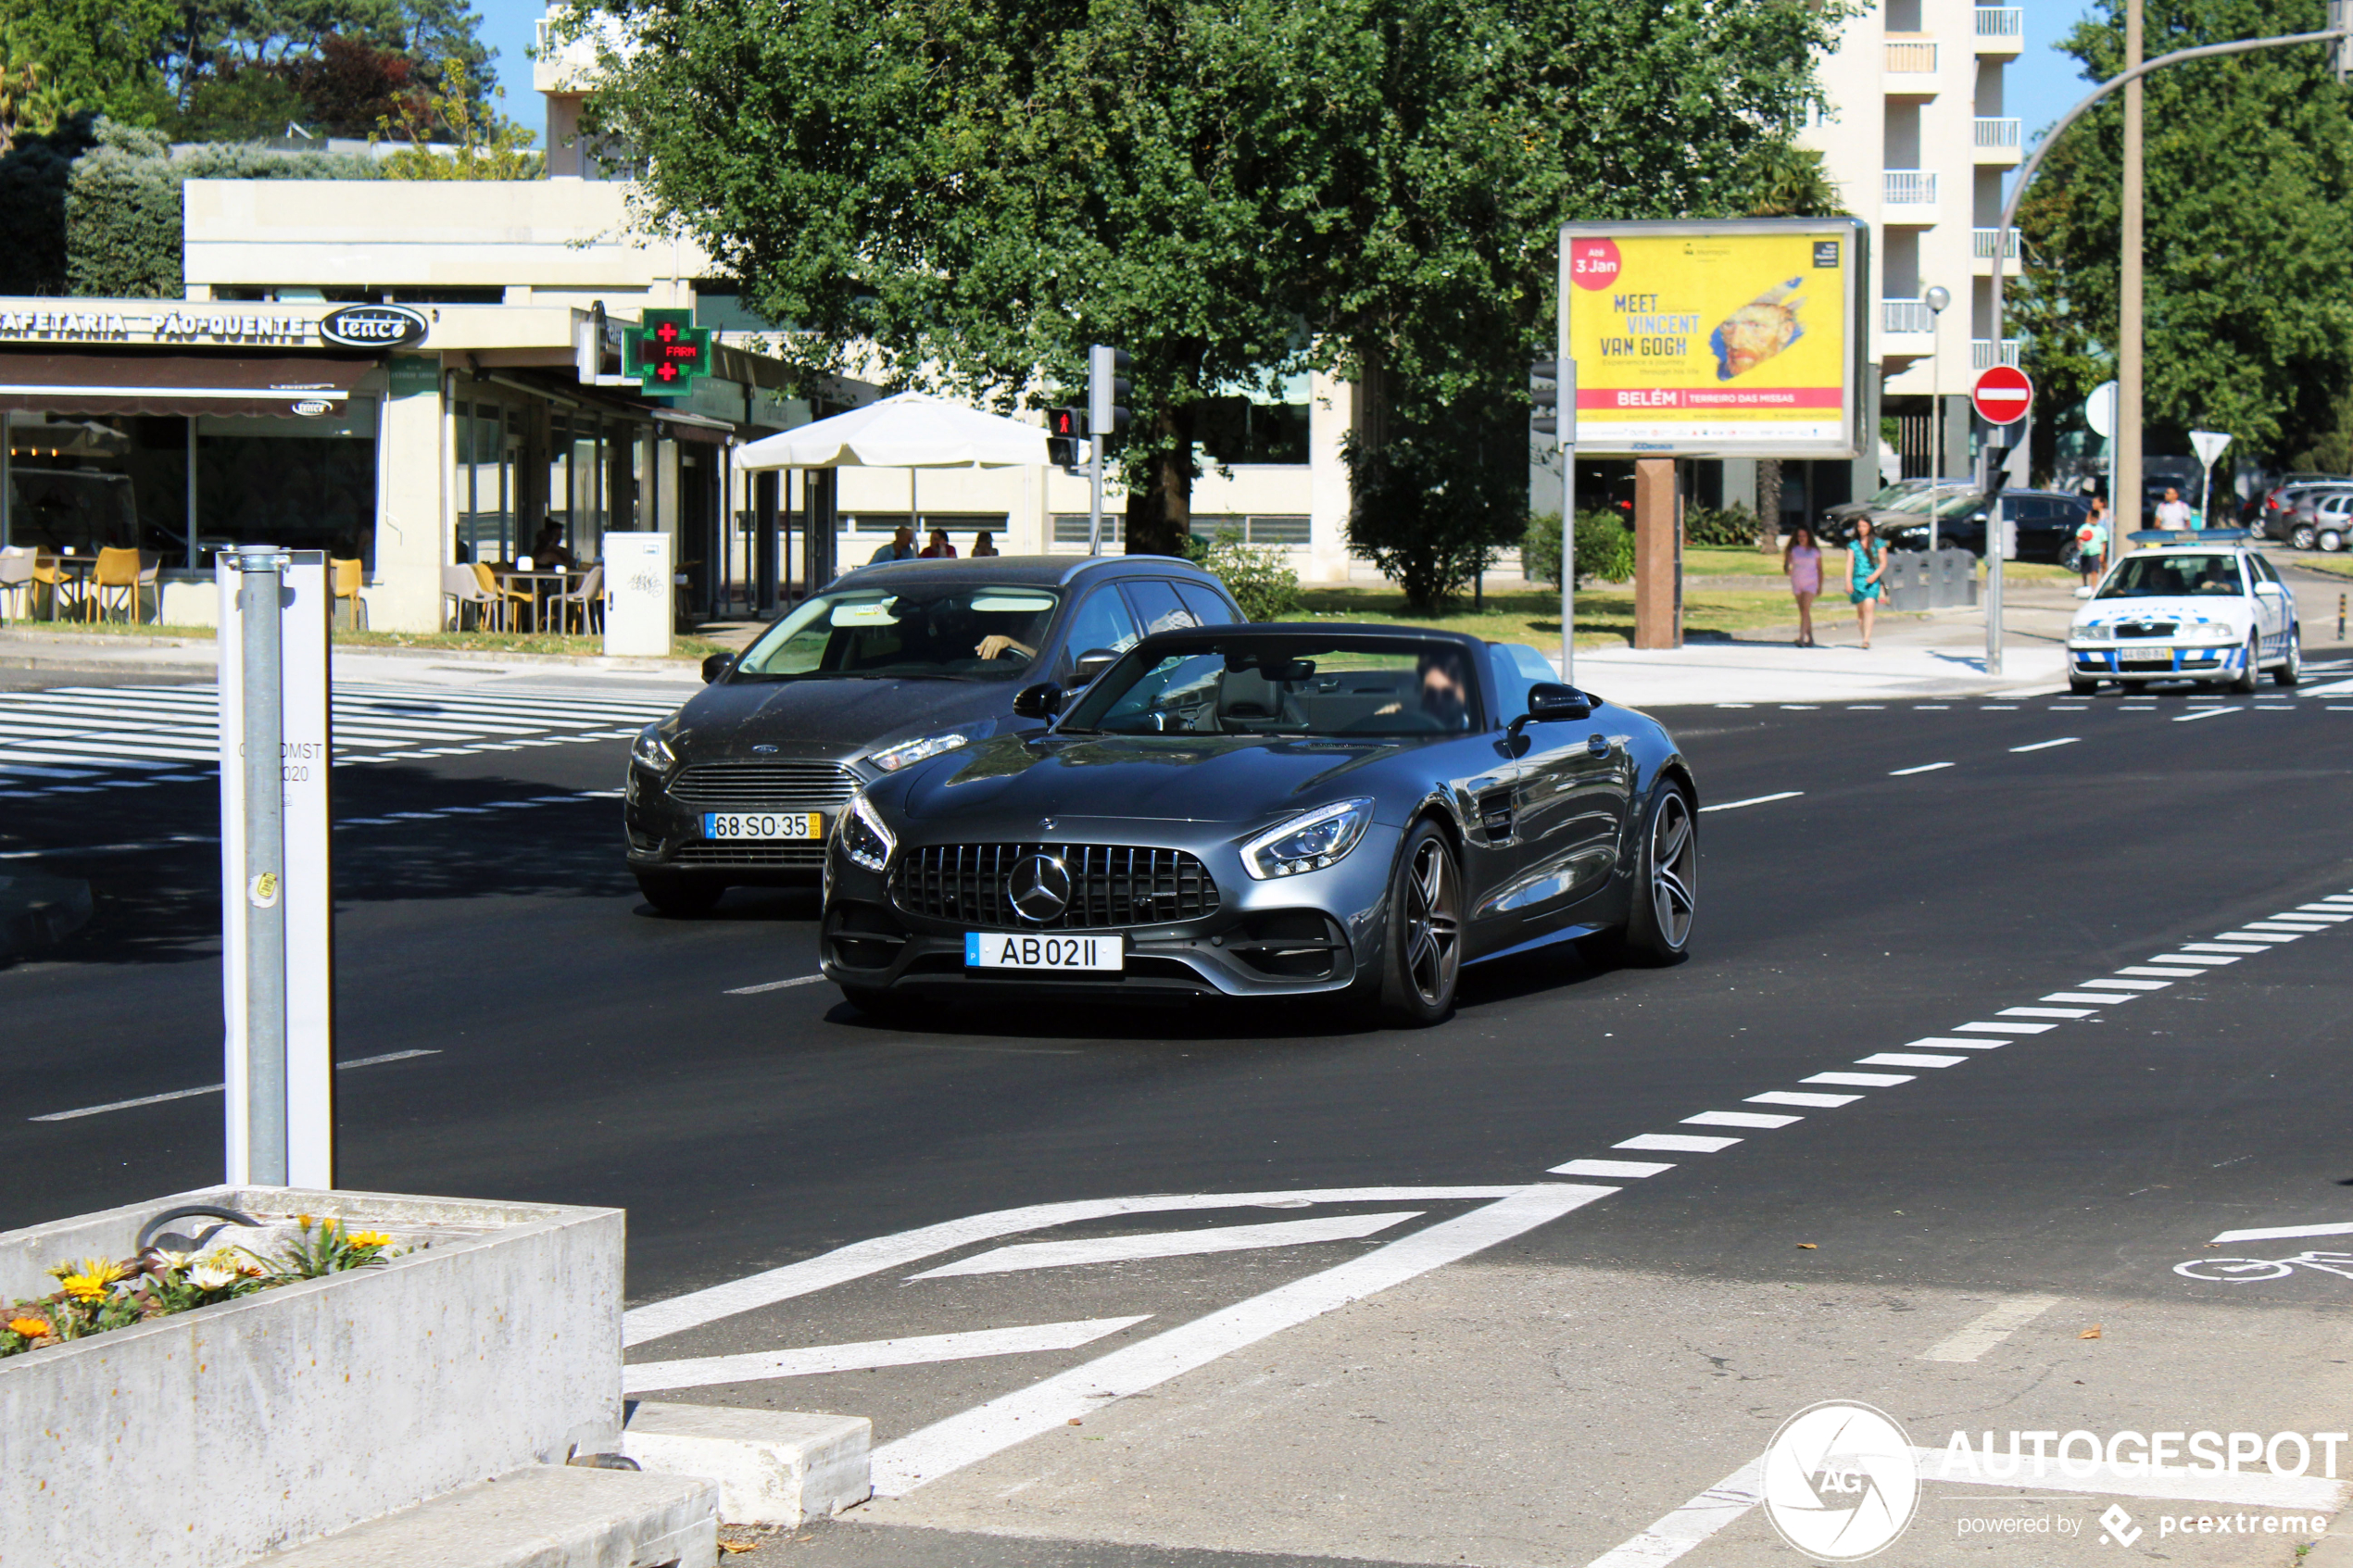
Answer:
[375, 57, 540, 180]
[1182, 528, 1304, 621]
[1522, 510, 1637, 587]
[1682, 502, 1760, 548]
[257, 1214, 396, 1280]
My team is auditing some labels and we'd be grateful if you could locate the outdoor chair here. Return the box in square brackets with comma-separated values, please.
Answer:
[88, 547, 143, 624]
[32, 553, 72, 621]
[332, 558, 368, 630]
[0, 546, 33, 622]
[136, 556, 161, 621]
[472, 561, 535, 632]
[442, 563, 492, 631]
[552, 563, 603, 633]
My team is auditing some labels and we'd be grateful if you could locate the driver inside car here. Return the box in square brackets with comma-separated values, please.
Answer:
[1375, 649, 1473, 731]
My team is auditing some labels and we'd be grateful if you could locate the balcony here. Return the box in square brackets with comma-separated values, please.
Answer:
[1881, 300, 1936, 337]
[1883, 169, 1938, 215]
[1973, 227, 2024, 275]
[1885, 36, 1940, 92]
[1973, 117, 2022, 165]
[1975, 6, 2024, 55]
[1971, 338, 2024, 370]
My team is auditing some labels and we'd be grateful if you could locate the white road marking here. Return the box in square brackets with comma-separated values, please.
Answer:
[2119, 965, 2208, 977]
[2208, 1221, 2353, 1245]
[908, 1211, 1422, 1280]
[2246, 921, 2330, 932]
[2150, 953, 2238, 966]
[1889, 762, 1954, 776]
[726, 975, 828, 995]
[869, 1183, 1615, 1495]
[1681, 1110, 1801, 1130]
[2009, 737, 2081, 752]
[2291, 907, 2353, 920]
[621, 1186, 1525, 1348]
[2173, 706, 2244, 721]
[1919, 1294, 2060, 1362]
[1958, 1020, 2050, 1033]
[2184, 942, 2274, 953]
[2081, 978, 2168, 990]
[2042, 993, 2129, 1005]
[1806, 1072, 1914, 1086]
[1583, 1458, 1767, 1568]
[1698, 792, 1802, 813]
[1747, 1091, 1859, 1108]
[1616, 1133, 1742, 1153]
[1999, 1007, 2095, 1020]
[1858, 1052, 1967, 1068]
[623, 1317, 1152, 1395]
[1906, 1036, 2007, 1050]
[30, 1049, 439, 1122]
[1550, 1160, 1675, 1178]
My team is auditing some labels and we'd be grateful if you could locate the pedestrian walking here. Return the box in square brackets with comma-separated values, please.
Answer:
[1848, 517, 1887, 649]
[2076, 497, 2108, 590]
[2155, 487, 2194, 531]
[1782, 526, 1823, 647]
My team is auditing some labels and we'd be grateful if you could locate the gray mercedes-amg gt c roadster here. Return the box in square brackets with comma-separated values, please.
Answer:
[819, 624, 1698, 1026]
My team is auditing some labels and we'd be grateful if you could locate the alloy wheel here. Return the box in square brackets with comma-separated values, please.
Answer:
[1648, 792, 1696, 948]
[1400, 836, 1462, 1007]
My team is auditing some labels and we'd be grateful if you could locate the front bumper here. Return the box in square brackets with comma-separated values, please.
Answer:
[819, 830, 1397, 999]
[2068, 642, 2244, 682]
[623, 760, 840, 883]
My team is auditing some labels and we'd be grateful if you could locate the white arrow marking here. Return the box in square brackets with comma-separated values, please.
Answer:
[909, 1210, 1422, 1279]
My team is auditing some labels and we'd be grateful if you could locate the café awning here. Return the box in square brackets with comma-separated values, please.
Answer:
[736, 390, 1049, 470]
[0, 353, 376, 418]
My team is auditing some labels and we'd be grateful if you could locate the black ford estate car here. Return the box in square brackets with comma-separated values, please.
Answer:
[623, 555, 1244, 912]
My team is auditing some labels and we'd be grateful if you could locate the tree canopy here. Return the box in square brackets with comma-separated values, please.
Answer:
[2015, 0, 2353, 463]
[573, 0, 1840, 575]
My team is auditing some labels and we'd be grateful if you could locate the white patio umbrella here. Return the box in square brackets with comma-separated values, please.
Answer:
[735, 390, 1048, 470]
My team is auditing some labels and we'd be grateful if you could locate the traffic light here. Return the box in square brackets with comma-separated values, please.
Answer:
[1529, 359, 1560, 437]
[620, 308, 712, 396]
[1046, 406, 1086, 469]
[1089, 345, 1131, 438]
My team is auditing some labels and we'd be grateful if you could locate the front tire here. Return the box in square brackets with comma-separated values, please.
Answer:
[635, 872, 724, 916]
[2290, 521, 2318, 550]
[2231, 633, 2260, 694]
[2275, 632, 2301, 686]
[2322, 529, 2347, 553]
[1617, 781, 1697, 965]
[2069, 674, 2099, 696]
[1373, 820, 1463, 1027]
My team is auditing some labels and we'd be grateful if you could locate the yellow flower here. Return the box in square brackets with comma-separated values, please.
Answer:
[7, 1317, 52, 1339]
[76, 1257, 126, 1287]
[346, 1231, 391, 1248]
[58, 1274, 107, 1302]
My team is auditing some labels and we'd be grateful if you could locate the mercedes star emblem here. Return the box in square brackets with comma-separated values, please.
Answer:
[1008, 853, 1073, 922]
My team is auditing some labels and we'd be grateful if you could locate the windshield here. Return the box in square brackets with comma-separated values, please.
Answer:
[2096, 554, 2245, 599]
[1063, 635, 1485, 738]
[731, 583, 1063, 681]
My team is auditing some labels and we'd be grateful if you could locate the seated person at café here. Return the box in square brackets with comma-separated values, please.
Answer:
[530, 521, 578, 571]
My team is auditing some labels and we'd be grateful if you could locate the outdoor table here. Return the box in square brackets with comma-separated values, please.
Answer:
[496, 569, 579, 633]
[41, 555, 95, 621]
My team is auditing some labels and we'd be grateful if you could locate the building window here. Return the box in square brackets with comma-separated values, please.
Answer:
[1190, 514, 1311, 546]
[1051, 513, 1126, 545]
[1196, 394, 1309, 466]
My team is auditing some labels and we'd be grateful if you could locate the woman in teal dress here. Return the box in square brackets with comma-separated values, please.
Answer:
[1848, 518, 1888, 649]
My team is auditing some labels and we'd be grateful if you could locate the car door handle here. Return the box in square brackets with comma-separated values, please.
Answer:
[1587, 733, 1610, 758]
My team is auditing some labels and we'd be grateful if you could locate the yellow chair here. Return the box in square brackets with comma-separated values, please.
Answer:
[471, 561, 534, 632]
[332, 558, 368, 629]
[88, 547, 143, 623]
[31, 553, 70, 621]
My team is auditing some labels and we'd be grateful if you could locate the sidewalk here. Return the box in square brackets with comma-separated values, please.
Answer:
[0, 626, 708, 691]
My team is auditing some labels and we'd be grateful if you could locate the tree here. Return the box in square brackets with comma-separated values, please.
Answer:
[2015, 0, 2353, 463]
[0, 0, 178, 134]
[376, 56, 537, 176]
[573, 0, 1842, 570]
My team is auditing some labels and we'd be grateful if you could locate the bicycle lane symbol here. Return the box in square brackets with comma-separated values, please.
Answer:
[2174, 1250, 2353, 1283]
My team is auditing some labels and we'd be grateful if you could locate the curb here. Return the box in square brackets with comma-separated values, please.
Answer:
[0, 874, 94, 959]
[0, 628, 707, 678]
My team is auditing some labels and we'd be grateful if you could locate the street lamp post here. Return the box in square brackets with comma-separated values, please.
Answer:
[1924, 285, 1950, 558]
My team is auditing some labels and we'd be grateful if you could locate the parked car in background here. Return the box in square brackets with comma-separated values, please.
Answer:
[2307, 491, 2353, 552]
[1881, 489, 2088, 562]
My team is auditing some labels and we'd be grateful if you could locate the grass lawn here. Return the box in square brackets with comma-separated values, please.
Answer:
[2292, 553, 2353, 580]
[1293, 583, 1910, 649]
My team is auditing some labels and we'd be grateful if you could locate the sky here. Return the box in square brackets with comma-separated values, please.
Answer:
[472, 0, 551, 144]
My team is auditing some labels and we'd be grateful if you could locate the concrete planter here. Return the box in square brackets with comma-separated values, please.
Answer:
[0, 1185, 623, 1566]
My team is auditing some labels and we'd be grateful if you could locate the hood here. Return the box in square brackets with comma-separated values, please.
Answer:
[2073, 596, 2246, 633]
[669, 675, 1014, 759]
[891, 732, 1416, 826]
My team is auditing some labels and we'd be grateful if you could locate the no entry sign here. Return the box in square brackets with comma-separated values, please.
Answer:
[1971, 364, 2033, 426]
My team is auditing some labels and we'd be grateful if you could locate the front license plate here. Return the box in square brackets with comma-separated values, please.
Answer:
[964, 932, 1125, 971]
[701, 811, 824, 840]
[2120, 654, 2172, 668]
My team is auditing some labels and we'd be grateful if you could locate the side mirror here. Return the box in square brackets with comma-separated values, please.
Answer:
[700, 651, 735, 684]
[1525, 683, 1592, 722]
[2255, 580, 2284, 596]
[1012, 682, 1065, 720]
[1072, 647, 1120, 684]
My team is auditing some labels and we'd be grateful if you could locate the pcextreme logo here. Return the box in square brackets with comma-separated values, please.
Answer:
[1761, 1400, 1921, 1561]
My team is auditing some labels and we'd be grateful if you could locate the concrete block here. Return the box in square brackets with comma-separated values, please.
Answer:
[250, 1464, 718, 1568]
[0, 1185, 624, 1567]
[623, 1402, 871, 1525]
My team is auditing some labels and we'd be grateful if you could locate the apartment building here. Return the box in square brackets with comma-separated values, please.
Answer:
[1800, 0, 2025, 508]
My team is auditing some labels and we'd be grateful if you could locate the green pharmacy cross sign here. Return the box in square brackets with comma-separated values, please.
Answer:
[622, 308, 712, 396]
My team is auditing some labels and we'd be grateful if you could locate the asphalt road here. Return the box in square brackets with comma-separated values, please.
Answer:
[3, 655, 2350, 1568]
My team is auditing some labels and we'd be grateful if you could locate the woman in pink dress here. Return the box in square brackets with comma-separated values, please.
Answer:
[1783, 526, 1823, 647]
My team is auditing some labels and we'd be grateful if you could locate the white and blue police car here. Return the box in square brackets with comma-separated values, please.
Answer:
[2067, 530, 2301, 695]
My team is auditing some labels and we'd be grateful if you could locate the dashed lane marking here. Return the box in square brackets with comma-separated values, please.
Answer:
[1698, 792, 1803, 813]
[30, 1049, 440, 1122]
[1681, 1110, 1802, 1130]
[1918, 1294, 2061, 1363]
[1746, 1091, 1860, 1108]
[726, 976, 829, 995]
[1890, 761, 1954, 775]
[1806, 1072, 1915, 1086]
[1550, 1160, 1676, 1178]
[2173, 705, 2245, 721]
[1616, 1133, 1743, 1154]
[1858, 1052, 1969, 1068]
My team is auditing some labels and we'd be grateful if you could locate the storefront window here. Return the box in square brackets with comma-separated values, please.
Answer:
[196, 401, 377, 568]
[453, 399, 518, 563]
[6, 413, 194, 564]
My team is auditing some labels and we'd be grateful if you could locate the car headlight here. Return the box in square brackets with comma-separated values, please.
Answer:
[631, 723, 677, 772]
[1243, 797, 1376, 881]
[837, 792, 896, 872]
[865, 732, 970, 772]
[2200, 622, 2236, 643]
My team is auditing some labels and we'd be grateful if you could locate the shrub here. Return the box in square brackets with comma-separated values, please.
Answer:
[1523, 510, 1638, 587]
[1183, 528, 1305, 621]
[1682, 501, 1761, 547]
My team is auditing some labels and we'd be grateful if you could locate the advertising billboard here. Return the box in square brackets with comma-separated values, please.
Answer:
[1557, 219, 1868, 458]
